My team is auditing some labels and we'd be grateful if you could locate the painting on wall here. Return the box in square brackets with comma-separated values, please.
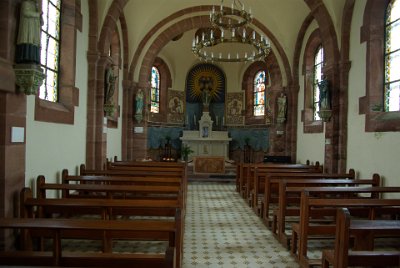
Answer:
[167, 89, 185, 124]
[226, 92, 244, 125]
[185, 63, 225, 130]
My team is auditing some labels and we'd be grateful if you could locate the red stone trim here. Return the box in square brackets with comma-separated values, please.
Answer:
[361, 0, 400, 132]
[34, 0, 82, 124]
[301, 29, 324, 133]
[131, 7, 293, 160]
[0, 58, 15, 93]
[149, 57, 172, 123]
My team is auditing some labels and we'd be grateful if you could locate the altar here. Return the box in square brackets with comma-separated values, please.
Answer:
[180, 112, 231, 161]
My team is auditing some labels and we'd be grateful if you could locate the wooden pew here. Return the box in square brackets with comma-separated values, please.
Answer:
[250, 163, 324, 210]
[22, 187, 182, 219]
[21, 187, 183, 267]
[235, 160, 313, 192]
[37, 175, 182, 201]
[107, 159, 187, 171]
[272, 176, 380, 247]
[292, 188, 400, 268]
[65, 168, 187, 213]
[261, 170, 356, 223]
[321, 208, 400, 268]
[0, 218, 176, 267]
[80, 163, 188, 205]
[238, 162, 323, 207]
[62, 170, 183, 187]
[80, 163, 186, 181]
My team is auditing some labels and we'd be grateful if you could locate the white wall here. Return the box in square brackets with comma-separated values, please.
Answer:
[347, 1, 400, 191]
[25, 1, 89, 195]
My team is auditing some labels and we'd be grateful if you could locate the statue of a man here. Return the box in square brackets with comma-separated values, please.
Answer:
[136, 89, 144, 115]
[277, 93, 287, 119]
[318, 78, 331, 110]
[16, 0, 42, 64]
[202, 88, 211, 107]
[105, 67, 117, 104]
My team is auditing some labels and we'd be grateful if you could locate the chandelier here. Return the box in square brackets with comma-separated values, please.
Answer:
[192, 0, 271, 63]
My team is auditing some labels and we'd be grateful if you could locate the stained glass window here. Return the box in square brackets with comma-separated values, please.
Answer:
[40, 0, 61, 102]
[385, 0, 400, 112]
[253, 70, 266, 116]
[313, 45, 324, 120]
[151, 66, 160, 113]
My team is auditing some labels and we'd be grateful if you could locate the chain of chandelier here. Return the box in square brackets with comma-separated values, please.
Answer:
[192, 0, 271, 63]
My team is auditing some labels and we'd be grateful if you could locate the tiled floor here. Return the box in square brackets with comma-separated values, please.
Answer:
[182, 182, 298, 268]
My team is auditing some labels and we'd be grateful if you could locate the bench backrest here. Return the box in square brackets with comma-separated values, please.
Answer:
[0, 217, 177, 267]
[333, 208, 400, 267]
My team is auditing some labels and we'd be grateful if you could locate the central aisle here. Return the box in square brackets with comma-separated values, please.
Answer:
[182, 182, 298, 268]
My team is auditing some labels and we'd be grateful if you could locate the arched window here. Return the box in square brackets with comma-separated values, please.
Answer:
[40, 0, 62, 102]
[151, 66, 160, 113]
[384, 0, 400, 112]
[313, 45, 324, 120]
[253, 70, 266, 116]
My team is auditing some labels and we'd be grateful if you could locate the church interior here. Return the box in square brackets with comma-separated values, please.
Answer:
[0, 0, 400, 267]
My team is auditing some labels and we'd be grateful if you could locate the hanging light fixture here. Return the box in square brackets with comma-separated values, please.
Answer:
[192, 0, 271, 63]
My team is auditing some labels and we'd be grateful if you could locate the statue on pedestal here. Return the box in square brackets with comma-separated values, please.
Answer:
[135, 88, 144, 123]
[318, 78, 331, 111]
[16, 0, 42, 64]
[277, 93, 287, 124]
[199, 76, 213, 112]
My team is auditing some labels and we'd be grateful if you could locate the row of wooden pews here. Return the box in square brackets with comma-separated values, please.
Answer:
[236, 161, 400, 267]
[0, 160, 187, 267]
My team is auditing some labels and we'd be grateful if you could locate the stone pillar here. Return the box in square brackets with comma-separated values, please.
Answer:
[86, 51, 100, 169]
[131, 83, 149, 160]
[121, 79, 133, 160]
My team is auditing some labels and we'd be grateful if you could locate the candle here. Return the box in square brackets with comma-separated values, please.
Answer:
[186, 115, 189, 125]
[216, 116, 219, 126]
[222, 116, 225, 126]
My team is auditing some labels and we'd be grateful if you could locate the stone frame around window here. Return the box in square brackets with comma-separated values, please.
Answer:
[148, 57, 172, 123]
[242, 61, 272, 125]
[34, 0, 82, 124]
[301, 29, 323, 133]
[360, 0, 400, 132]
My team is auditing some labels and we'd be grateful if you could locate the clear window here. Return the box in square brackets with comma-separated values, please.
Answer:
[40, 0, 61, 102]
[313, 45, 324, 120]
[253, 70, 266, 116]
[385, 0, 400, 111]
[151, 66, 160, 113]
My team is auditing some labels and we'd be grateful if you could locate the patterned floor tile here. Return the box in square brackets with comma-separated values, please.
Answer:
[182, 182, 299, 268]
